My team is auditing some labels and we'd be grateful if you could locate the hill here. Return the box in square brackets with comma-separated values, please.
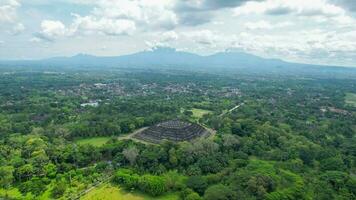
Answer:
[0, 47, 355, 78]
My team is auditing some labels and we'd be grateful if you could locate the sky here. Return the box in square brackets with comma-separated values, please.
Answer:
[0, 0, 356, 67]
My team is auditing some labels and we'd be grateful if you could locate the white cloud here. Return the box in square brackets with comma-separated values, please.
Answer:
[71, 15, 136, 36]
[228, 29, 356, 65]
[245, 20, 292, 30]
[35, 0, 180, 41]
[234, 0, 346, 17]
[183, 30, 220, 45]
[161, 31, 179, 41]
[11, 23, 25, 35]
[2, 0, 356, 66]
[0, 0, 20, 23]
[35, 20, 68, 41]
[86, 0, 178, 30]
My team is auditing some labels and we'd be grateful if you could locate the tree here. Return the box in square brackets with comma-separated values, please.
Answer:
[204, 184, 237, 200]
[320, 157, 345, 171]
[186, 192, 202, 200]
[138, 175, 167, 196]
[123, 146, 139, 166]
[44, 163, 57, 178]
[0, 166, 14, 189]
[186, 176, 208, 195]
[169, 148, 178, 166]
[114, 169, 139, 189]
[246, 175, 275, 199]
[164, 170, 183, 190]
[17, 164, 34, 181]
[222, 134, 240, 150]
[51, 180, 67, 198]
[184, 110, 193, 117]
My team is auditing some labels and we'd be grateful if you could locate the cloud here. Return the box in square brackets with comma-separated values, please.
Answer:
[234, 0, 346, 17]
[183, 30, 221, 45]
[35, 20, 68, 41]
[244, 20, 292, 30]
[329, 0, 356, 12]
[229, 29, 356, 65]
[36, 0, 181, 41]
[161, 31, 179, 42]
[88, 0, 178, 30]
[174, 0, 263, 26]
[175, 0, 262, 11]
[11, 23, 25, 35]
[71, 14, 136, 36]
[0, 0, 20, 23]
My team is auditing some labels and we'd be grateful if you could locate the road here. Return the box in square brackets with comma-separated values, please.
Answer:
[219, 102, 244, 117]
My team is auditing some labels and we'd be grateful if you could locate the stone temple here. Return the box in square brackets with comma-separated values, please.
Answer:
[134, 119, 208, 143]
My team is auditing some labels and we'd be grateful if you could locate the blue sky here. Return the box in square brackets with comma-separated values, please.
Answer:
[0, 0, 356, 66]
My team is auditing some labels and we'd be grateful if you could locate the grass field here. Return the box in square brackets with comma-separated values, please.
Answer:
[76, 137, 111, 147]
[81, 184, 179, 200]
[190, 108, 212, 119]
[345, 93, 356, 107]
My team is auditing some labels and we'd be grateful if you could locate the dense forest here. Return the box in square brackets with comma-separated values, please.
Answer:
[0, 68, 355, 200]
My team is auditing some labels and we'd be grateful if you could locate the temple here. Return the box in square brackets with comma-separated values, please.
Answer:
[134, 119, 208, 143]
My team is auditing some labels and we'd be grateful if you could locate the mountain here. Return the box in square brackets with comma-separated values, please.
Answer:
[1, 47, 355, 77]
[0, 47, 291, 68]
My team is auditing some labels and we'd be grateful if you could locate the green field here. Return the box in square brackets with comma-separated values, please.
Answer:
[81, 184, 178, 200]
[76, 137, 111, 147]
[345, 93, 356, 107]
[190, 108, 212, 119]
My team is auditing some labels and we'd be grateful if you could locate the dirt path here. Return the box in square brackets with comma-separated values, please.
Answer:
[117, 127, 147, 140]
[73, 175, 113, 200]
[219, 102, 244, 117]
[117, 127, 154, 145]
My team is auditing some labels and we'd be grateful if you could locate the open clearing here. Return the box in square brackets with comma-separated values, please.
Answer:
[190, 108, 212, 119]
[80, 183, 178, 200]
[345, 93, 356, 107]
[76, 137, 111, 147]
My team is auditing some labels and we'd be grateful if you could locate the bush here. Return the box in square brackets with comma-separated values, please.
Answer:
[186, 176, 208, 195]
[114, 169, 139, 189]
[204, 184, 237, 200]
[51, 181, 67, 198]
[114, 169, 167, 196]
[186, 192, 203, 200]
[139, 175, 167, 196]
[180, 188, 202, 200]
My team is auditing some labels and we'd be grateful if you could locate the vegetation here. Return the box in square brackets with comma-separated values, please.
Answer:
[190, 109, 212, 120]
[76, 137, 112, 147]
[0, 68, 355, 199]
[81, 183, 179, 200]
[345, 93, 356, 107]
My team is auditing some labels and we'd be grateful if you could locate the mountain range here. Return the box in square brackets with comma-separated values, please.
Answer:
[1, 47, 355, 77]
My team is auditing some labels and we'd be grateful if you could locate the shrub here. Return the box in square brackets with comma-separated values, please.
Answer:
[186, 176, 208, 195]
[138, 175, 167, 196]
